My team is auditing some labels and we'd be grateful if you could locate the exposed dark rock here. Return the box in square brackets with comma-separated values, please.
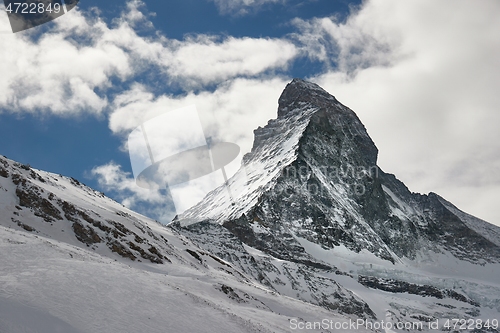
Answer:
[60, 200, 78, 221]
[16, 187, 62, 222]
[20, 163, 31, 171]
[128, 241, 163, 264]
[107, 220, 132, 236]
[217, 284, 245, 303]
[358, 275, 478, 306]
[0, 166, 8, 178]
[108, 240, 136, 260]
[185, 249, 202, 263]
[11, 173, 25, 186]
[11, 218, 36, 232]
[72, 222, 101, 245]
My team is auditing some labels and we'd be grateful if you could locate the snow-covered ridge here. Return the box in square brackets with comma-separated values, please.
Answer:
[436, 194, 500, 247]
[0, 154, 244, 267]
[179, 104, 318, 224]
[1, 154, 376, 333]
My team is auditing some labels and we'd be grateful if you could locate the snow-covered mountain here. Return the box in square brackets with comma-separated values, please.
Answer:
[0, 155, 374, 333]
[1, 79, 499, 332]
[173, 78, 500, 331]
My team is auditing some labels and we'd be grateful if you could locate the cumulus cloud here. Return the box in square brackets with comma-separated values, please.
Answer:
[0, 0, 297, 115]
[0, 2, 144, 115]
[291, 14, 397, 72]
[91, 162, 175, 222]
[209, 0, 286, 16]
[109, 77, 288, 153]
[163, 36, 297, 87]
[301, 0, 500, 224]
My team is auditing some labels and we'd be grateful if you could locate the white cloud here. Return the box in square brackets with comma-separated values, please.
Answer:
[120, 0, 153, 26]
[91, 162, 174, 222]
[300, 0, 500, 224]
[3, 0, 499, 226]
[106, 78, 288, 219]
[0, 3, 138, 115]
[109, 77, 288, 153]
[209, 0, 286, 16]
[291, 14, 397, 72]
[163, 36, 297, 87]
[0, 1, 297, 115]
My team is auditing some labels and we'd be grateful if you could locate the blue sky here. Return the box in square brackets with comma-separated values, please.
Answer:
[1, 0, 499, 225]
[0, 0, 355, 172]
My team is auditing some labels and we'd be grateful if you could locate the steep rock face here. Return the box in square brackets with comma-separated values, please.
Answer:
[173, 79, 500, 323]
[179, 78, 500, 264]
[178, 221, 376, 319]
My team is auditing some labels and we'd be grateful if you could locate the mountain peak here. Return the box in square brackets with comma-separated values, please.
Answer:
[276, 78, 376, 163]
[173, 78, 500, 321]
[180, 78, 378, 224]
[179, 78, 500, 264]
[277, 78, 338, 118]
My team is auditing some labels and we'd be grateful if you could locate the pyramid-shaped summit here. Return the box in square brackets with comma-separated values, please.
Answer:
[181, 79, 376, 221]
[177, 78, 500, 265]
[277, 78, 339, 117]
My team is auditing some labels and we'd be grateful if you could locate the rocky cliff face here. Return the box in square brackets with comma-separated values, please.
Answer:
[173, 78, 500, 327]
[176, 78, 500, 265]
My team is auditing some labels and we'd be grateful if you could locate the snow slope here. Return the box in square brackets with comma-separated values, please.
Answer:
[0, 156, 373, 333]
